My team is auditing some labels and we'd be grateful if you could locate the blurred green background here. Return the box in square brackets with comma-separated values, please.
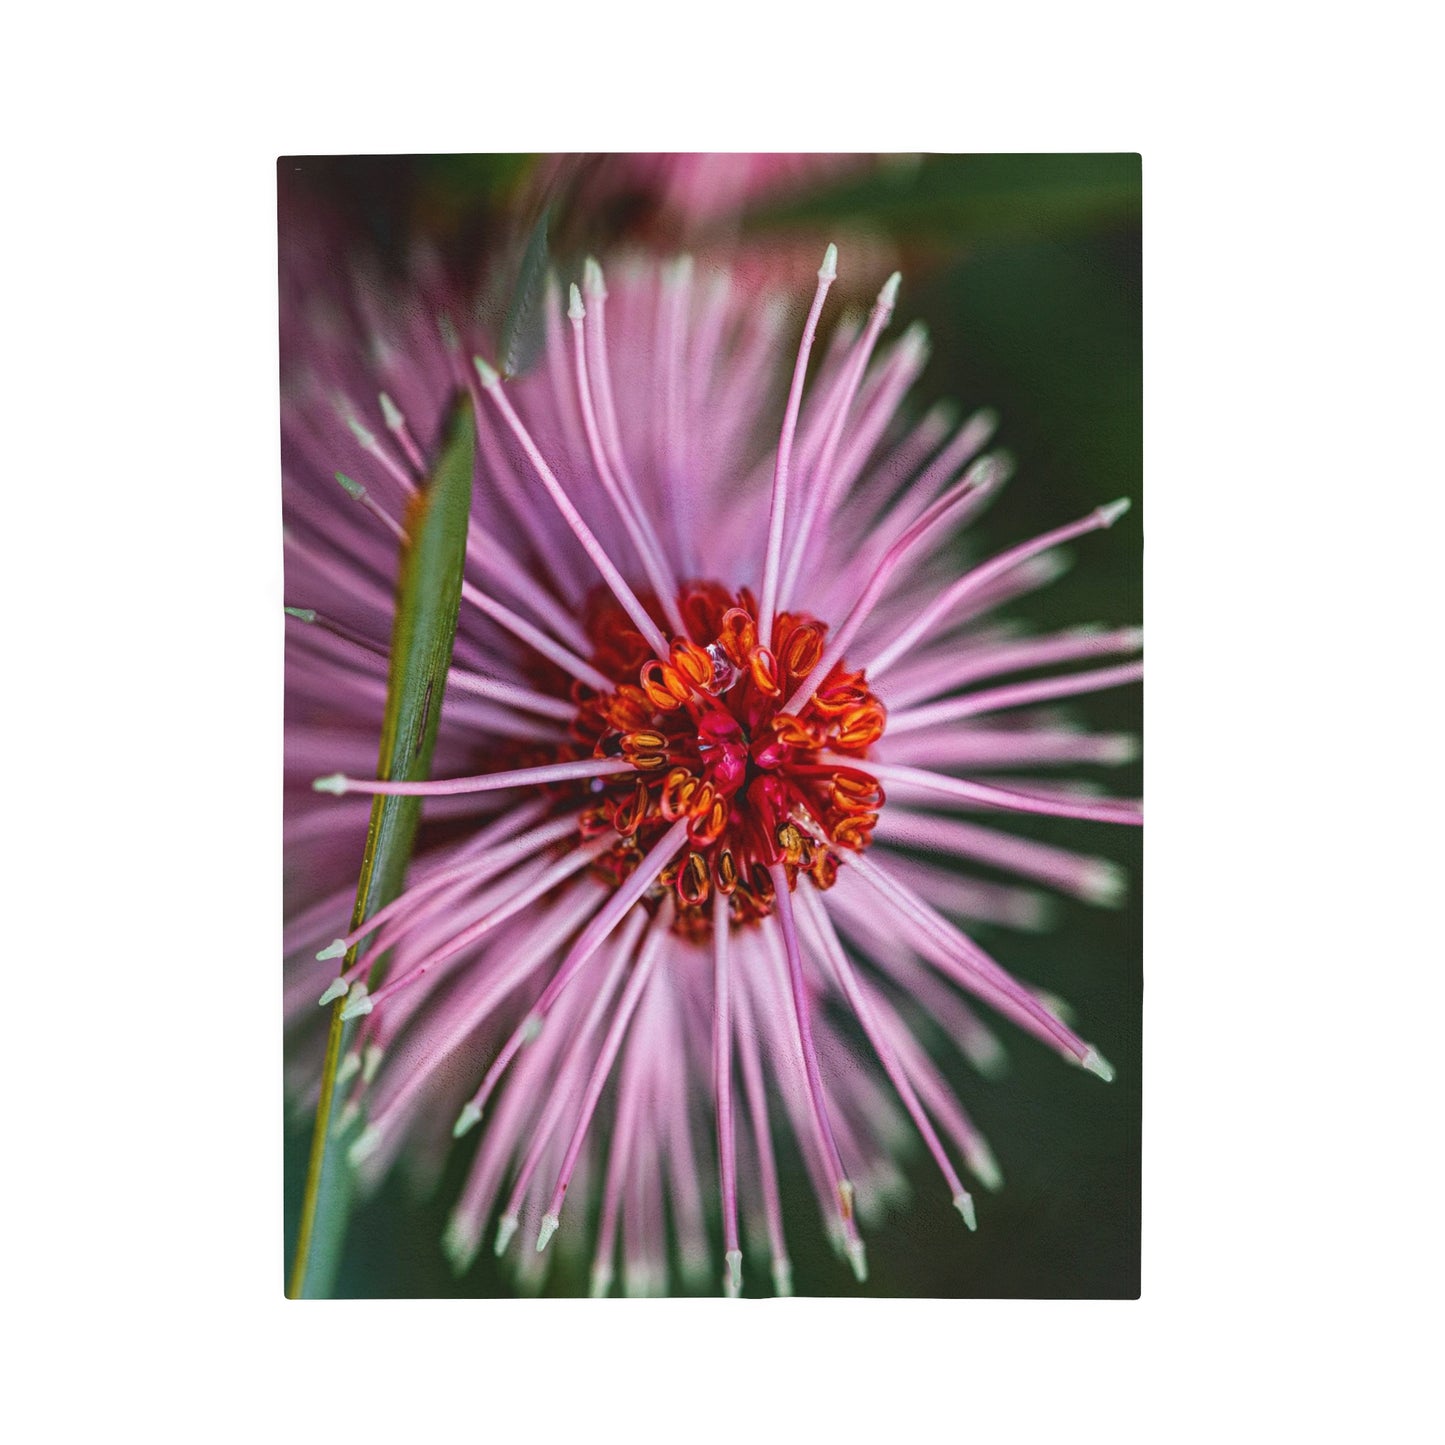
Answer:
[283, 153, 1141, 1298]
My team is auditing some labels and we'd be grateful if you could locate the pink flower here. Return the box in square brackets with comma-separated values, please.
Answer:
[536, 152, 874, 231]
[284, 242, 1142, 1296]
[530, 153, 904, 297]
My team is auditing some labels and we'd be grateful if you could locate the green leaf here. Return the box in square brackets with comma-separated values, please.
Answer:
[499, 204, 551, 379]
[288, 396, 476, 1299]
[741, 153, 1141, 248]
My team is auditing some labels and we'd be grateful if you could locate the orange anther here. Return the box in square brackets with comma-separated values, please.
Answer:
[677, 851, 711, 906]
[671, 639, 714, 690]
[835, 702, 887, 750]
[690, 796, 729, 846]
[748, 864, 776, 906]
[768, 714, 819, 749]
[812, 668, 871, 716]
[831, 771, 882, 802]
[832, 812, 878, 850]
[749, 646, 782, 698]
[604, 683, 654, 732]
[809, 851, 839, 890]
[714, 848, 738, 895]
[660, 766, 695, 819]
[781, 622, 825, 678]
[611, 780, 649, 837]
[639, 660, 688, 712]
[775, 821, 806, 863]
[577, 806, 612, 839]
[829, 782, 874, 814]
[717, 607, 758, 665]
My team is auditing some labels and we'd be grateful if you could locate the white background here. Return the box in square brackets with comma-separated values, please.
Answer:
[4, 2, 1440, 1440]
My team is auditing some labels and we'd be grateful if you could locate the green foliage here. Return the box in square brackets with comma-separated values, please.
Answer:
[746, 152, 1141, 247]
[288, 399, 476, 1298]
[499, 206, 552, 380]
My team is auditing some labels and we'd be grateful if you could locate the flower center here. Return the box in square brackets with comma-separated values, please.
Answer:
[571, 581, 887, 936]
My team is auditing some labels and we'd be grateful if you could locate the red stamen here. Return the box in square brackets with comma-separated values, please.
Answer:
[560, 581, 886, 936]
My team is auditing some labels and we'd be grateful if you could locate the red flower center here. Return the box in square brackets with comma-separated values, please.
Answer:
[570, 581, 886, 936]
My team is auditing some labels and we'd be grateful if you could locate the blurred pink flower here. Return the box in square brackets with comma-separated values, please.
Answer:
[284, 241, 1141, 1296]
[544, 152, 872, 227]
[532, 152, 904, 295]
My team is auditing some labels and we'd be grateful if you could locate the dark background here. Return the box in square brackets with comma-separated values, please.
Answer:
[283, 152, 1142, 1297]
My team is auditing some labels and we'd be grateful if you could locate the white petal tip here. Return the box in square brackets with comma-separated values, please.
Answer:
[1027, 551, 1071, 585]
[970, 405, 1002, 439]
[452, 1102, 482, 1139]
[967, 451, 1012, 493]
[1016, 894, 1057, 932]
[819, 242, 839, 280]
[347, 1125, 381, 1167]
[967, 1142, 1005, 1192]
[681, 1253, 713, 1292]
[316, 977, 348, 1006]
[1098, 497, 1132, 527]
[953, 1192, 978, 1231]
[900, 319, 929, 355]
[1081, 1046, 1116, 1083]
[589, 1268, 612, 1298]
[472, 355, 500, 388]
[846, 1239, 868, 1284]
[521, 1013, 545, 1043]
[442, 1218, 479, 1274]
[725, 1249, 743, 1292]
[334, 471, 366, 500]
[335, 1050, 361, 1086]
[345, 416, 375, 449]
[583, 255, 606, 298]
[284, 606, 316, 623]
[1080, 861, 1128, 908]
[878, 271, 902, 308]
[771, 1257, 794, 1297]
[567, 282, 585, 321]
[339, 993, 373, 1022]
[965, 1038, 1010, 1081]
[1035, 988, 1077, 1026]
[536, 1213, 560, 1253]
[312, 774, 349, 795]
[316, 939, 349, 962]
[494, 1214, 518, 1257]
[1102, 734, 1142, 764]
[362, 1044, 383, 1084]
[379, 392, 403, 429]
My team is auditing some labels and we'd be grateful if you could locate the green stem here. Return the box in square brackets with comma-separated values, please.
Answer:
[287, 1001, 347, 1299]
[285, 396, 476, 1298]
